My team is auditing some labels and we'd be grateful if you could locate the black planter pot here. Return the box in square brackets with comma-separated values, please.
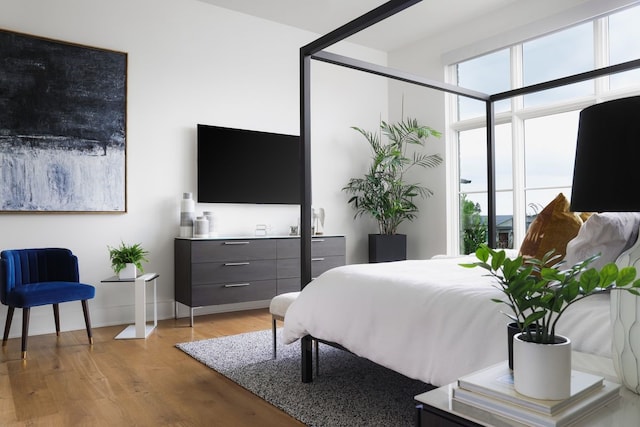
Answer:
[507, 322, 539, 370]
[368, 234, 407, 263]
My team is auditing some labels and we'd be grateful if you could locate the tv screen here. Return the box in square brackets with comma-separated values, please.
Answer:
[197, 124, 300, 204]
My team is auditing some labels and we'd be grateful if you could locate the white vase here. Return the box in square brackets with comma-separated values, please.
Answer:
[611, 290, 640, 394]
[193, 216, 209, 238]
[179, 192, 195, 237]
[513, 333, 572, 400]
[118, 263, 137, 279]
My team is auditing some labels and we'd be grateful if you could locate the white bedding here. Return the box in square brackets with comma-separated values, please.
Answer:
[282, 255, 612, 386]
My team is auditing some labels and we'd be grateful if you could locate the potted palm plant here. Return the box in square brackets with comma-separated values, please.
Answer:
[108, 241, 149, 279]
[461, 245, 640, 400]
[342, 117, 442, 262]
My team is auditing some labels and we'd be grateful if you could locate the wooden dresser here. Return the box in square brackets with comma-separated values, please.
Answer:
[174, 235, 345, 323]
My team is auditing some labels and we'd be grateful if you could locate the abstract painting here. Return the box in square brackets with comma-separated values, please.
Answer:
[0, 29, 127, 212]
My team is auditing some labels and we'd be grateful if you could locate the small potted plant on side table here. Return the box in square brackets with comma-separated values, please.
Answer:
[461, 244, 640, 400]
[108, 242, 149, 279]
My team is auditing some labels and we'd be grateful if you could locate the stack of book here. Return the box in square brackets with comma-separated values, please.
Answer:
[452, 361, 620, 427]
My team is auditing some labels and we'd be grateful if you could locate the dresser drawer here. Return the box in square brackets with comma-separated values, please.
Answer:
[192, 279, 276, 306]
[276, 236, 346, 259]
[311, 237, 345, 257]
[191, 239, 276, 263]
[192, 259, 276, 285]
[277, 257, 299, 279]
[276, 238, 299, 259]
[277, 278, 300, 294]
[276, 254, 345, 279]
[311, 255, 345, 278]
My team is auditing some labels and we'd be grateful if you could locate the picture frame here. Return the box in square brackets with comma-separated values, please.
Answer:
[0, 29, 127, 213]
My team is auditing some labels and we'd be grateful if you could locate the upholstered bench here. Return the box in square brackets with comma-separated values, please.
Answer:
[269, 291, 299, 358]
[269, 291, 319, 372]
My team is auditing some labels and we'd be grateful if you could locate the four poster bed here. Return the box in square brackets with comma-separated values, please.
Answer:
[292, 0, 640, 384]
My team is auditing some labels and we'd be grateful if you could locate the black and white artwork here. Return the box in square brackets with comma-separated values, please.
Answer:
[0, 29, 127, 212]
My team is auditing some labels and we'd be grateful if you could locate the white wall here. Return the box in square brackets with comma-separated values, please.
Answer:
[0, 0, 388, 337]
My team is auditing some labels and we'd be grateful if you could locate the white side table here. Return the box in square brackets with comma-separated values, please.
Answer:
[101, 273, 159, 339]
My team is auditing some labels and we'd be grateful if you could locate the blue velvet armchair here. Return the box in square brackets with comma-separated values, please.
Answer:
[0, 248, 95, 359]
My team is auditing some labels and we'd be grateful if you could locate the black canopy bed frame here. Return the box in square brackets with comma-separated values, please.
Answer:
[297, 0, 640, 382]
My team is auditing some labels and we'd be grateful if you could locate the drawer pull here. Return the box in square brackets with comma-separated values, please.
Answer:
[311, 257, 325, 262]
[312, 239, 325, 243]
[224, 262, 250, 266]
[224, 241, 250, 245]
[224, 283, 251, 288]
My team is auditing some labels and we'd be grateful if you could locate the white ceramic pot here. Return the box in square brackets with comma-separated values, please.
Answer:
[118, 263, 137, 279]
[611, 290, 640, 394]
[513, 332, 572, 400]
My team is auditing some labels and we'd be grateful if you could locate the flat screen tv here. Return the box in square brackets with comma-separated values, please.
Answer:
[197, 124, 301, 204]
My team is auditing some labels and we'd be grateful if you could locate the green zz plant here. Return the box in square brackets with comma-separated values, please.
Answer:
[460, 244, 640, 344]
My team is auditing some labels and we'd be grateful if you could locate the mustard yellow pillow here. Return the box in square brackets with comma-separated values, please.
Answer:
[519, 193, 583, 262]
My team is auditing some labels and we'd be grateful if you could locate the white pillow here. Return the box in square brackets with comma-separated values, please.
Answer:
[564, 212, 640, 269]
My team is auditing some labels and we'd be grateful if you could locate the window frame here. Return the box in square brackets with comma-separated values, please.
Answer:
[446, 11, 640, 255]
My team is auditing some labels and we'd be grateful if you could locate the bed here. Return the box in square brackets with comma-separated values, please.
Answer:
[283, 255, 611, 387]
[283, 210, 640, 386]
[293, 0, 640, 386]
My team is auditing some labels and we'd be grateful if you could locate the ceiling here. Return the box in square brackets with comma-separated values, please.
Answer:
[196, 0, 522, 51]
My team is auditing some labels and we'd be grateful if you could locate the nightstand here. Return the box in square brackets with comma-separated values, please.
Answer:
[415, 352, 640, 426]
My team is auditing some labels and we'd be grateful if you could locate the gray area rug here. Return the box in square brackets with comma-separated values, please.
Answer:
[176, 329, 432, 426]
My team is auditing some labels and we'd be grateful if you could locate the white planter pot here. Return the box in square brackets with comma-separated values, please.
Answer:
[513, 332, 572, 400]
[611, 290, 640, 394]
[118, 263, 137, 279]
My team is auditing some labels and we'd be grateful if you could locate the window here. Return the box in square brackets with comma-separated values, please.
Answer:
[609, 6, 640, 90]
[449, 4, 640, 254]
[523, 22, 594, 107]
[457, 49, 510, 120]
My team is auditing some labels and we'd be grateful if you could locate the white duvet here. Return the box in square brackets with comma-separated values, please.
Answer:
[282, 256, 612, 386]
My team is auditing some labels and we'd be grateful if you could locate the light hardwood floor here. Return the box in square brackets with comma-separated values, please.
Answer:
[0, 309, 305, 426]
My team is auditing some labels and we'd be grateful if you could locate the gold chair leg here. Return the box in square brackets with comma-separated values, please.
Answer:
[21, 307, 30, 360]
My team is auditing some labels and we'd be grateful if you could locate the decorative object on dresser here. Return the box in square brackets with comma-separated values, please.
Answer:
[107, 241, 149, 279]
[203, 211, 215, 237]
[569, 96, 640, 395]
[174, 235, 345, 326]
[342, 117, 442, 263]
[179, 192, 195, 237]
[312, 206, 325, 235]
[193, 216, 209, 238]
[461, 244, 640, 400]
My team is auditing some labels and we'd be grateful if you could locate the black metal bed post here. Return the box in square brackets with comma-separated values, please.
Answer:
[485, 100, 497, 249]
[299, 50, 314, 383]
[298, 0, 424, 383]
